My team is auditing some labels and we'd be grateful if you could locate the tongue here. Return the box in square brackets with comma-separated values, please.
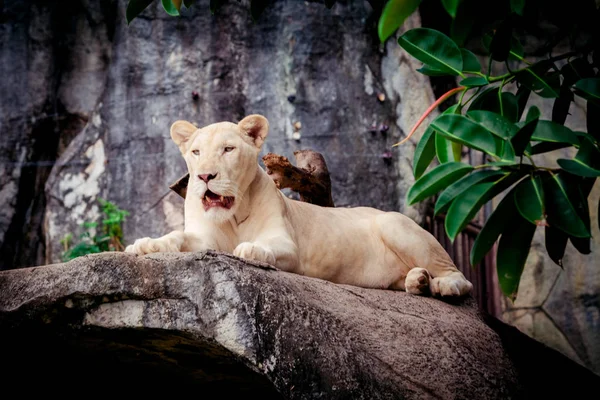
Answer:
[203, 190, 234, 210]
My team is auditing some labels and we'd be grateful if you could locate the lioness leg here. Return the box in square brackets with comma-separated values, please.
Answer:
[125, 230, 226, 255]
[233, 233, 299, 271]
[125, 230, 186, 255]
[376, 213, 472, 297]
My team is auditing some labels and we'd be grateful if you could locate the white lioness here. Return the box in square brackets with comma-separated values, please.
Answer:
[126, 115, 472, 297]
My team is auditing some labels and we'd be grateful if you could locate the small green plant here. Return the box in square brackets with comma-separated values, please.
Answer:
[61, 198, 130, 261]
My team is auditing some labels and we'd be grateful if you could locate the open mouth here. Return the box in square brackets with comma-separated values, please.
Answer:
[202, 189, 234, 210]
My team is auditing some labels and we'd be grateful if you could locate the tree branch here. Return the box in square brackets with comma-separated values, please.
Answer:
[169, 150, 334, 207]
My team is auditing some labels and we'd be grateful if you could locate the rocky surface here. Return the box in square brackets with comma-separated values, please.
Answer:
[0, 251, 514, 397]
[0, 0, 434, 268]
[1, 251, 598, 397]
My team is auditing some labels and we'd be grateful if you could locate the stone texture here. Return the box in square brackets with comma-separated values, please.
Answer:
[1, 251, 598, 397]
[0, 0, 114, 269]
[0, 251, 530, 396]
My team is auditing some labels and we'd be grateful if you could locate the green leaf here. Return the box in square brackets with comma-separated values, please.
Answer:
[587, 101, 600, 142]
[435, 170, 506, 216]
[498, 92, 519, 123]
[469, 88, 518, 123]
[413, 126, 436, 179]
[445, 182, 496, 241]
[567, 177, 595, 254]
[431, 114, 500, 157]
[552, 60, 592, 125]
[416, 65, 450, 76]
[516, 85, 531, 121]
[398, 28, 463, 76]
[497, 212, 536, 298]
[576, 137, 600, 167]
[470, 186, 519, 266]
[482, 33, 523, 62]
[500, 140, 516, 161]
[126, 0, 155, 24]
[557, 160, 600, 177]
[574, 78, 600, 105]
[531, 120, 579, 145]
[508, 36, 524, 62]
[544, 173, 590, 238]
[545, 226, 568, 267]
[461, 49, 481, 73]
[450, 1, 473, 46]
[407, 162, 473, 205]
[469, 87, 496, 110]
[511, 106, 540, 156]
[570, 235, 591, 255]
[459, 77, 488, 87]
[552, 88, 573, 125]
[514, 175, 545, 224]
[378, 0, 421, 43]
[434, 104, 462, 164]
[435, 133, 461, 164]
[161, 0, 180, 16]
[441, 0, 462, 18]
[510, 0, 525, 15]
[516, 62, 560, 98]
[466, 110, 517, 139]
[562, 58, 595, 84]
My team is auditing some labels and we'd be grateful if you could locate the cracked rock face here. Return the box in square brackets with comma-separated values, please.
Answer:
[1, 0, 435, 267]
[0, 251, 524, 398]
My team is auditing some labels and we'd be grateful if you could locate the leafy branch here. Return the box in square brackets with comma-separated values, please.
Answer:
[384, 0, 600, 299]
[61, 199, 130, 261]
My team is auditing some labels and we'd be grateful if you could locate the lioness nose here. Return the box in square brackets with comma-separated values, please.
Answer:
[198, 173, 217, 183]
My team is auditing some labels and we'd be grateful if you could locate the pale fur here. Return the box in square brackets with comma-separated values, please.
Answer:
[125, 115, 473, 297]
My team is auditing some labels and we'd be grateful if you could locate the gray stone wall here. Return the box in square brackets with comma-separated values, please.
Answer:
[0, 0, 433, 268]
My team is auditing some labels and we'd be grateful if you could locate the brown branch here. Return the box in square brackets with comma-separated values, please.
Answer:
[263, 150, 334, 207]
[169, 150, 334, 207]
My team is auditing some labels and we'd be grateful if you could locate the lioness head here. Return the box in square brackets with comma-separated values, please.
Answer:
[170, 114, 269, 222]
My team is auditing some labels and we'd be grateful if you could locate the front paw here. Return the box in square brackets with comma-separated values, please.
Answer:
[125, 237, 181, 255]
[233, 242, 276, 265]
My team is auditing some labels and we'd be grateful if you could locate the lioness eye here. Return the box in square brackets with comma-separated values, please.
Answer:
[224, 146, 235, 153]
[192, 150, 200, 155]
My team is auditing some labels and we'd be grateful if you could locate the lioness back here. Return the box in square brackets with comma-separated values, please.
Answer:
[126, 114, 473, 298]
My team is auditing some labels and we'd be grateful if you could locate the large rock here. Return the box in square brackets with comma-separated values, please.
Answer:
[0, 0, 435, 268]
[1, 251, 598, 397]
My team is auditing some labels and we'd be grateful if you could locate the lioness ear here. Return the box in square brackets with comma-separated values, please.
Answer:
[170, 121, 198, 151]
[238, 114, 269, 148]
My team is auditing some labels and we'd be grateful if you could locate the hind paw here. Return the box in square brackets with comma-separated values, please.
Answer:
[430, 274, 473, 297]
[405, 268, 431, 295]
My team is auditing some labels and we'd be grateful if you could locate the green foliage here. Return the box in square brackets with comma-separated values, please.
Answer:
[126, 0, 188, 23]
[389, 0, 600, 299]
[398, 28, 464, 76]
[378, 0, 422, 43]
[61, 199, 130, 262]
